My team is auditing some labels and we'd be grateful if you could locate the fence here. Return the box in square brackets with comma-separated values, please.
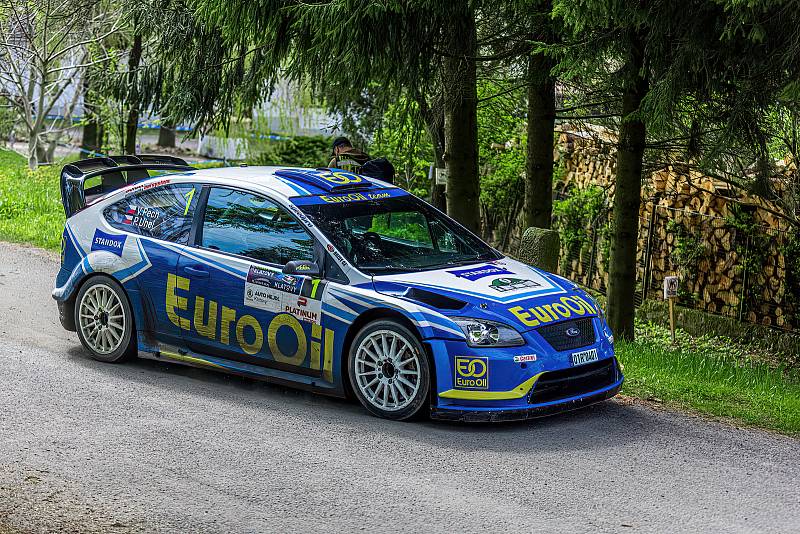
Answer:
[554, 197, 800, 332]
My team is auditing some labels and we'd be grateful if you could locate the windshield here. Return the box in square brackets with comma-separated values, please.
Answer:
[295, 192, 501, 275]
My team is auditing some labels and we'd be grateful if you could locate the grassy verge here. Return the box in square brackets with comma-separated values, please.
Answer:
[618, 321, 800, 435]
[0, 148, 223, 252]
[0, 149, 65, 251]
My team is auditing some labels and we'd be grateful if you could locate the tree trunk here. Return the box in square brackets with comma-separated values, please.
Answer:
[524, 51, 556, 230]
[412, 90, 447, 212]
[157, 118, 176, 148]
[442, 7, 480, 233]
[124, 33, 143, 155]
[27, 135, 39, 170]
[607, 35, 649, 341]
[81, 75, 101, 157]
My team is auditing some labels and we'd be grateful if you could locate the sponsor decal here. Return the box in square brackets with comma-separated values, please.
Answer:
[290, 188, 409, 207]
[513, 354, 537, 363]
[454, 356, 489, 390]
[448, 264, 514, 281]
[246, 265, 301, 294]
[243, 266, 327, 325]
[283, 293, 322, 325]
[508, 295, 598, 327]
[244, 283, 282, 313]
[90, 229, 126, 256]
[287, 204, 314, 228]
[318, 191, 392, 203]
[488, 277, 540, 293]
[326, 243, 348, 266]
[166, 274, 335, 378]
[125, 178, 170, 194]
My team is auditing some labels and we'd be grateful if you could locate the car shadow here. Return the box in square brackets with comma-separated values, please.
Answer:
[65, 346, 655, 454]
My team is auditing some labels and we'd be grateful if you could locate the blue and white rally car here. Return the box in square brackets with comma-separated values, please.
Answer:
[54, 155, 622, 421]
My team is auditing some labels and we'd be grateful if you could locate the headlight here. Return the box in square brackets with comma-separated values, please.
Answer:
[452, 317, 524, 347]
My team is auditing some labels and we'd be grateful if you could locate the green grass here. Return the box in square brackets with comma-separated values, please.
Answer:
[0, 148, 223, 252]
[619, 321, 800, 435]
[0, 148, 65, 251]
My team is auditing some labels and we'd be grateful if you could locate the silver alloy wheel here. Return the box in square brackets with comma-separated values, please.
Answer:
[354, 329, 421, 411]
[78, 283, 126, 355]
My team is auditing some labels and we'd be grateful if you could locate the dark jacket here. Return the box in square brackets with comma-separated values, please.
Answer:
[328, 147, 371, 172]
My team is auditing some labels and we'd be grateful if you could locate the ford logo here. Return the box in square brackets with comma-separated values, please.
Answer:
[565, 327, 581, 337]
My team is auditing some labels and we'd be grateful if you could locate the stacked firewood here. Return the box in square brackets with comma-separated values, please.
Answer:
[554, 131, 797, 330]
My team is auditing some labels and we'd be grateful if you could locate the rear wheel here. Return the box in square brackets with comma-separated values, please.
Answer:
[74, 275, 136, 363]
[348, 320, 430, 420]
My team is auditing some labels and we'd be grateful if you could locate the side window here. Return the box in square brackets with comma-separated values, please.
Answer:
[201, 187, 314, 265]
[104, 183, 199, 243]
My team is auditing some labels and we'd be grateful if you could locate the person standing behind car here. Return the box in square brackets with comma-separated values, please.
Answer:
[328, 136, 370, 172]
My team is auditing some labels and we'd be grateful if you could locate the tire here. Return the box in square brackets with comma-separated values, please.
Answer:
[74, 275, 136, 363]
[348, 320, 431, 421]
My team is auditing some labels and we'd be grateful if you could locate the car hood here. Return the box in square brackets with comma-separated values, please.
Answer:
[371, 257, 599, 332]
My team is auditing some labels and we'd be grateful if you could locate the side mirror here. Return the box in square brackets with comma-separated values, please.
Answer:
[283, 259, 320, 277]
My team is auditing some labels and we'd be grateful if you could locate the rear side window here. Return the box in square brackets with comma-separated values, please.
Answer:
[104, 183, 199, 243]
[200, 187, 314, 265]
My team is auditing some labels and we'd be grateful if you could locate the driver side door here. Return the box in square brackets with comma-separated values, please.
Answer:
[177, 186, 322, 375]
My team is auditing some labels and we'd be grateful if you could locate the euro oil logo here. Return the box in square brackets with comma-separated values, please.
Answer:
[508, 295, 598, 327]
[454, 356, 489, 390]
[165, 274, 335, 381]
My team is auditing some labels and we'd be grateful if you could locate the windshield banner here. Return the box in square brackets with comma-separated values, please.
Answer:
[290, 188, 410, 206]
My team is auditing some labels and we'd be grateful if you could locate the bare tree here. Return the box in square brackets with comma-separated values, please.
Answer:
[0, 0, 122, 169]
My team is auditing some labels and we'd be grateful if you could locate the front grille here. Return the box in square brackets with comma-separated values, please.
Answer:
[529, 358, 619, 405]
[536, 317, 595, 352]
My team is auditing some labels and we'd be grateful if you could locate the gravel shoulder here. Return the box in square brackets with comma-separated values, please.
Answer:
[0, 241, 798, 533]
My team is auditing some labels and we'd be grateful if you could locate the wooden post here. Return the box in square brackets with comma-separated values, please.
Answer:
[668, 298, 675, 344]
[663, 275, 679, 344]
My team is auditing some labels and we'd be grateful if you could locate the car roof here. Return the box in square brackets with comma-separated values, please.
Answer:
[181, 166, 395, 199]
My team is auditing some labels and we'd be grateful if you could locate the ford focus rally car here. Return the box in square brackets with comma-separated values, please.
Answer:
[54, 155, 622, 421]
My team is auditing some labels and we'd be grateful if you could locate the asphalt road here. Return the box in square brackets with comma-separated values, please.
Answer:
[0, 241, 798, 533]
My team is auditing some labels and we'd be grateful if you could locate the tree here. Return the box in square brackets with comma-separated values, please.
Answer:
[0, 0, 122, 168]
[137, 0, 487, 229]
[554, 0, 800, 339]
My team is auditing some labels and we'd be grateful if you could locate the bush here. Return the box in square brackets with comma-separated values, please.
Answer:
[252, 136, 332, 168]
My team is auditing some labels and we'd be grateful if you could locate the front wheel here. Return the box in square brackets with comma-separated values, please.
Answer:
[74, 275, 136, 363]
[348, 320, 431, 420]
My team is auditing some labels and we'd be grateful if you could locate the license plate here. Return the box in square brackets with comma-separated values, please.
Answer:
[571, 348, 598, 366]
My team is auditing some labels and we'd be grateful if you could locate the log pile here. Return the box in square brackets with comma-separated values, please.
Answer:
[553, 130, 798, 330]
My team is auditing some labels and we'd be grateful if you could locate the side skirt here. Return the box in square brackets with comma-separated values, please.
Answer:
[137, 345, 344, 398]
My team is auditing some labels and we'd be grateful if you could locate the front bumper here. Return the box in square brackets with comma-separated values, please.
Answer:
[430, 377, 622, 422]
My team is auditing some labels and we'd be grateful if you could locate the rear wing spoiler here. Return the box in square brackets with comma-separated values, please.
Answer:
[60, 154, 196, 218]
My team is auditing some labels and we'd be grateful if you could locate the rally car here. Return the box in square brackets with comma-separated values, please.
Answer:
[54, 155, 622, 421]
